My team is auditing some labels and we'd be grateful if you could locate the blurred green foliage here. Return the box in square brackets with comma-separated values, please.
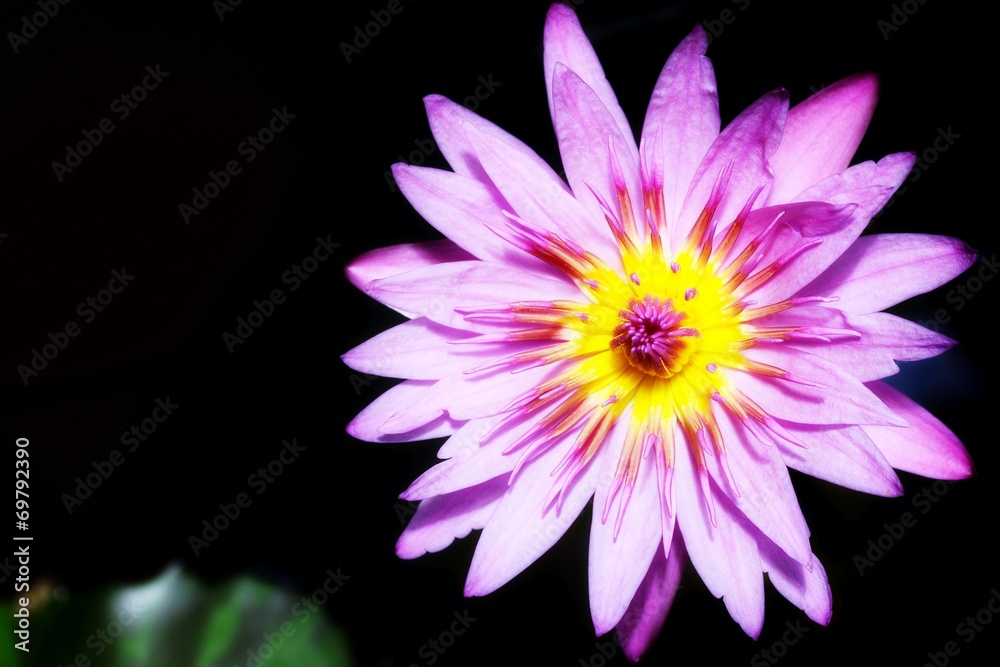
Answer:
[2, 566, 353, 666]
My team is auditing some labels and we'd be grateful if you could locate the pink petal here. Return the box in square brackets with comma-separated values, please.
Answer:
[766, 73, 879, 205]
[341, 318, 479, 380]
[676, 90, 787, 251]
[733, 347, 909, 427]
[708, 408, 813, 565]
[616, 536, 687, 663]
[759, 540, 832, 626]
[674, 435, 765, 638]
[863, 382, 974, 479]
[589, 417, 663, 635]
[465, 433, 606, 597]
[345, 240, 472, 292]
[732, 200, 858, 304]
[640, 25, 719, 227]
[797, 234, 977, 314]
[396, 476, 507, 559]
[793, 151, 915, 208]
[751, 152, 916, 303]
[402, 411, 541, 500]
[550, 63, 639, 263]
[347, 382, 468, 444]
[392, 164, 549, 272]
[763, 306, 956, 382]
[543, 3, 637, 159]
[364, 260, 581, 333]
[436, 415, 502, 459]
[778, 423, 903, 497]
[424, 93, 571, 192]
[463, 122, 595, 246]
[380, 362, 565, 434]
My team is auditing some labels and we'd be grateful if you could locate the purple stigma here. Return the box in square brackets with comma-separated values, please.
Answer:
[610, 295, 699, 378]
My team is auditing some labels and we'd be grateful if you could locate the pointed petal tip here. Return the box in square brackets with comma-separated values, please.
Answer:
[394, 535, 419, 560]
[463, 575, 486, 598]
[546, 1, 579, 23]
[339, 348, 361, 373]
[622, 644, 645, 664]
[343, 257, 373, 292]
[592, 618, 616, 639]
[847, 71, 880, 96]
[344, 416, 365, 441]
[817, 71, 880, 104]
[423, 92, 449, 110]
[676, 23, 710, 53]
[938, 450, 976, 480]
[882, 150, 917, 173]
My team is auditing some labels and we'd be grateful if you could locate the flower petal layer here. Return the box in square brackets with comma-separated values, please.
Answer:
[863, 381, 974, 479]
[798, 234, 977, 314]
[766, 73, 879, 205]
[345, 240, 472, 292]
[616, 538, 687, 662]
[777, 423, 903, 497]
[675, 436, 764, 638]
[641, 25, 719, 229]
[396, 476, 507, 559]
[364, 260, 581, 332]
[543, 3, 637, 160]
[588, 416, 663, 635]
[465, 433, 606, 597]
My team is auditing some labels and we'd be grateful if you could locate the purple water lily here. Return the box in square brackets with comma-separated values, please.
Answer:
[344, 4, 974, 660]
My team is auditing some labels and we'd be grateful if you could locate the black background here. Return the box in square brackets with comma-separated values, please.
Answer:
[1, 0, 997, 665]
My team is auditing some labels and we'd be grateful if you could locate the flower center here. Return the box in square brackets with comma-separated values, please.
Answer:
[610, 295, 699, 378]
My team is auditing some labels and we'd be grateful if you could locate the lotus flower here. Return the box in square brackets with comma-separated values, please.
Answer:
[343, 3, 974, 661]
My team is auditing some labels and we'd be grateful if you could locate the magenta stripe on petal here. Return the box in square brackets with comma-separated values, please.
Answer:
[640, 25, 719, 227]
[392, 164, 554, 273]
[365, 260, 581, 333]
[734, 347, 909, 427]
[709, 407, 813, 565]
[676, 89, 786, 252]
[764, 306, 956, 382]
[745, 152, 917, 302]
[550, 63, 640, 265]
